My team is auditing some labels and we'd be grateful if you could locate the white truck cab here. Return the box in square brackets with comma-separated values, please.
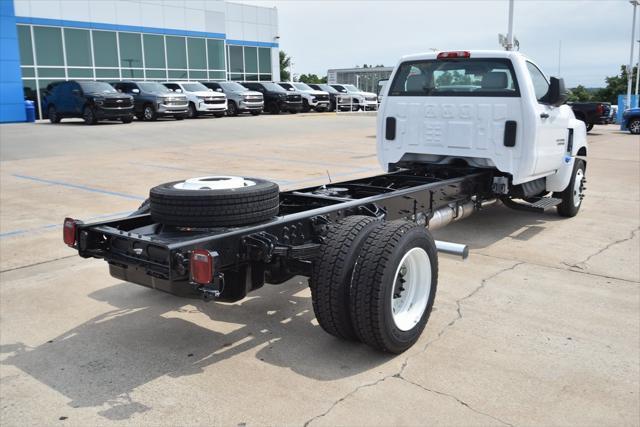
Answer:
[378, 50, 587, 204]
[163, 81, 227, 118]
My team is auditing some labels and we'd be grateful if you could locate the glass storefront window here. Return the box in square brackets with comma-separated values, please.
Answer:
[207, 39, 225, 70]
[229, 73, 243, 81]
[258, 48, 271, 74]
[93, 31, 119, 67]
[245, 74, 259, 82]
[245, 47, 258, 74]
[166, 36, 187, 69]
[259, 74, 272, 81]
[209, 71, 226, 80]
[187, 37, 206, 70]
[37, 67, 65, 78]
[188, 70, 207, 80]
[228, 45, 243, 74]
[143, 34, 165, 69]
[121, 68, 144, 79]
[119, 33, 143, 68]
[68, 68, 94, 78]
[168, 70, 188, 79]
[146, 69, 167, 79]
[33, 26, 64, 66]
[65, 28, 92, 67]
[17, 25, 33, 66]
[21, 67, 35, 78]
[95, 68, 120, 78]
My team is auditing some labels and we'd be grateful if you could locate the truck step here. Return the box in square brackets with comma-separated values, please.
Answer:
[501, 196, 562, 213]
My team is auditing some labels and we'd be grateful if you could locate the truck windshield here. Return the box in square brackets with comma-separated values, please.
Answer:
[220, 82, 247, 92]
[293, 83, 313, 91]
[261, 82, 287, 92]
[181, 82, 209, 92]
[138, 82, 171, 94]
[318, 84, 339, 94]
[389, 58, 519, 97]
[79, 81, 117, 94]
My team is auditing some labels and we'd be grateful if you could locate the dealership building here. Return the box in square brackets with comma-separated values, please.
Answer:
[0, 0, 280, 122]
[327, 66, 393, 95]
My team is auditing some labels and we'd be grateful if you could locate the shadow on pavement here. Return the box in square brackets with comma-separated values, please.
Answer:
[1, 279, 391, 420]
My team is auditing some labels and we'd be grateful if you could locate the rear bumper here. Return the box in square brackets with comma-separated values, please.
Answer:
[109, 264, 199, 298]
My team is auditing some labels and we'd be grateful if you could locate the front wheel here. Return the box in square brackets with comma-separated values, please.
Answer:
[350, 221, 438, 353]
[586, 123, 594, 132]
[121, 116, 133, 124]
[302, 99, 310, 113]
[48, 106, 60, 123]
[143, 104, 157, 121]
[554, 159, 586, 217]
[187, 102, 198, 119]
[83, 106, 97, 125]
[227, 101, 238, 116]
[628, 118, 640, 135]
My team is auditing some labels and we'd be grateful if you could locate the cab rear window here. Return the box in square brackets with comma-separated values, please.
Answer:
[388, 58, 520, 97]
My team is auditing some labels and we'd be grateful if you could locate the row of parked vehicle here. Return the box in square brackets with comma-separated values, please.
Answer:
[43, 79, 379, 125]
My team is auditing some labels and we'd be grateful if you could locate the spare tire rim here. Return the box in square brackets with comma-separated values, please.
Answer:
[391, 247, 431, 331]
[173, 176, 256, 190]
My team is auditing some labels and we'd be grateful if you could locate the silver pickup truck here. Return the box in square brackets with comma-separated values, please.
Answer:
[203, 81, 264, 116]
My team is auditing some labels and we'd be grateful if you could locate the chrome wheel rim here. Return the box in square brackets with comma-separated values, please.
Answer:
[573, 168, 585, 207]
[630, 120, 640, 134]
[144, 107, 153, 120]
[391, 247, 431, 331]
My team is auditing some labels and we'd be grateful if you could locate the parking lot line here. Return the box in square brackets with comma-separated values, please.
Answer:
[12, 174, 146, 201]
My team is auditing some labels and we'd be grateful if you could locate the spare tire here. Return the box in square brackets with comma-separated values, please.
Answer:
[149, 176, 279, 227]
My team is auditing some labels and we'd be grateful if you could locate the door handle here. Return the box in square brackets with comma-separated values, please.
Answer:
[540, 113, 549, 119]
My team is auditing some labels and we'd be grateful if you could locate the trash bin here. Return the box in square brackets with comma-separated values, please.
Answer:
[24, 100, 36, 123]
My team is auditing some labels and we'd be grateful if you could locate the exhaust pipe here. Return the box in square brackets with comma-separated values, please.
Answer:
[435, 240, 469, 259]
[427, 201, 475, 230]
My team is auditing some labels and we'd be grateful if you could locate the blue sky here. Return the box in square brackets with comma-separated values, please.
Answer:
[242, 0, 638, 87]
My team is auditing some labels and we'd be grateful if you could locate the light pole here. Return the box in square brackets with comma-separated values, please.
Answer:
[506, 0, 515, 51]
[626, 0, 639, 110]
[635, 39, 640, 108]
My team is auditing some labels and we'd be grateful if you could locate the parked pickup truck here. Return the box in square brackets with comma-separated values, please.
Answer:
[162, 81, 227, 118]
[622, 107, 640, 134]
[202, 81, 264, 116]
[111, 81, 188, 121]
[569, 101, 611, 132]
[241, 82, 303, 114]
[63, 50, 587, 354]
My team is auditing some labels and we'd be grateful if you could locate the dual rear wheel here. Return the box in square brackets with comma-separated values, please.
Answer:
[310, 216, 438, 353]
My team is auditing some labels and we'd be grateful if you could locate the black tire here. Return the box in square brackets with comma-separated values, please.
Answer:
[250, 111, 261, 116]
[48, 106, 60, 123]
[121, 116, 133, 124]
[554, 159, 586, 218]
[187, 102, 198, 118]
[227, 101, 238, 116]
[628, 118, 640, 135]
[586, 123, 594, 132]
[129, 199, 150, 216]
[309, 216, 380, 341]
[143, 104, 157, 121]
[268, 102, 280, 115]
[135, 113, 144, 121]
[83, 106, 97, 125]
[149, 177, 279, 227]
[302, 99, 310, 113]
[350, 221, 438, 353]
[290, 110, 298, 114]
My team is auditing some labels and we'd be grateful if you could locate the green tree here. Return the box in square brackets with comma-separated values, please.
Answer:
[298, 74, 327, 84]
[593, 65, 637, 104]
[567, 85, 593, 102]
[279, 50, 291, 81]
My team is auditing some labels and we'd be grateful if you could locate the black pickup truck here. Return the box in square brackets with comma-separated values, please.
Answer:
[569, 102, 611, 132]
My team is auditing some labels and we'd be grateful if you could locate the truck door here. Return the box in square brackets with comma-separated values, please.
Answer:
[526, 61, 569, 175]
[69, 82, 84, 114]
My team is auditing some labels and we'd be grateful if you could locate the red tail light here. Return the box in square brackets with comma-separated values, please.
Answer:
[63, 217, 77, 247]
[437, 51, 471, 59]
[190, 249, 214, 284]
[596, 104, 603, 115]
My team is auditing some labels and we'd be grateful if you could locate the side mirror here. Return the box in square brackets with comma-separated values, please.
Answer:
[208, 88, 214, 92]
[72, 88, 81, 96]
[541, 77, 568, 107]
[175, 89, 182, 93]
[216, 88, 223, 92]
[131, 88, 140, 94]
